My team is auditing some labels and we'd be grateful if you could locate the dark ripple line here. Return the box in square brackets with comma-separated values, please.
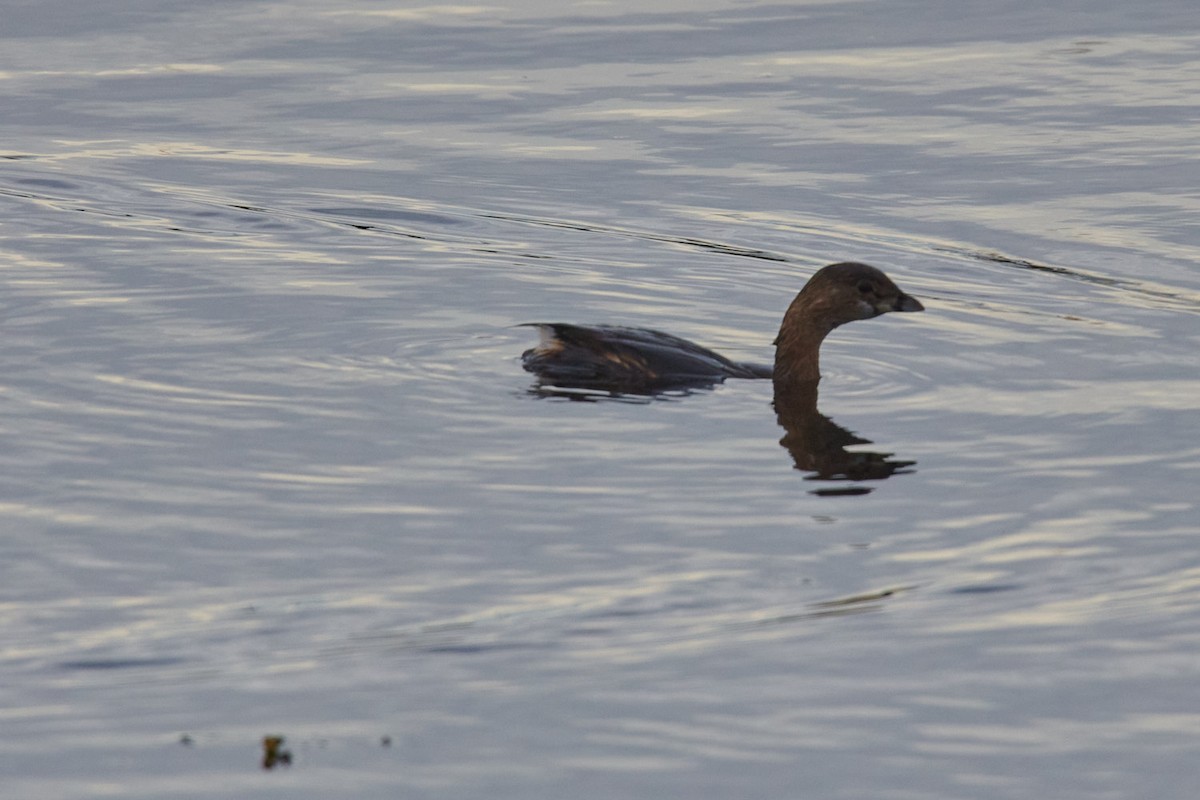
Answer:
[948, 247, 1200, 312]
[478, 210, 793, 263]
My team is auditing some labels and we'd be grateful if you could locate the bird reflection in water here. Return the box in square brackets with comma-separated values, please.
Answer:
[521, 262, 923, 493]
[771, 380, 915, 495]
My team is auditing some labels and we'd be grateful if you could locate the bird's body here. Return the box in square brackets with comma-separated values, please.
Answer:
[520, 323, 771, 393]
[522, 262, 923, 394]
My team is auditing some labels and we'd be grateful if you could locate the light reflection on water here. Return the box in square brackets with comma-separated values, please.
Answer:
[3, 0, 1200, 797]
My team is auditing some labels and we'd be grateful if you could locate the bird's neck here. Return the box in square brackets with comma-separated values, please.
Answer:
[773, 294, 833, 388]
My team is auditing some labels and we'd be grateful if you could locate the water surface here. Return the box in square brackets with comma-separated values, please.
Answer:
[3, 1, 1199, 797]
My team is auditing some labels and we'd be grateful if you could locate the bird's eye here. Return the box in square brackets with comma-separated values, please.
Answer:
[856, 281, 874, 295]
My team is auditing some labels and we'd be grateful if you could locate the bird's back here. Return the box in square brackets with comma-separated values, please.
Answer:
[521, 323, 771, 393]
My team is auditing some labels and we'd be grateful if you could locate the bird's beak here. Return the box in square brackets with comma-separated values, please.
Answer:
[892, 293, 924, 313]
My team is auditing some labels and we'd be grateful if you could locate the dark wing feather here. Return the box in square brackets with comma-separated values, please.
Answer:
[521, 323, 771, 393]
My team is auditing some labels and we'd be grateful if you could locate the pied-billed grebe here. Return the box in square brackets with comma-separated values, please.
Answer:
[522, 262, 923, 393]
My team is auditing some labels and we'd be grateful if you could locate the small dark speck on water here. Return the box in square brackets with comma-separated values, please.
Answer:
[811, 486, 873, 497]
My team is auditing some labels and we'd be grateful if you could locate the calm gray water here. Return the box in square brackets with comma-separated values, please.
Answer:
[3, 1, 1200, 797]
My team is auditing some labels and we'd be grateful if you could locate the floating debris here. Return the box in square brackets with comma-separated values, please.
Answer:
[262, 735, 292, 769]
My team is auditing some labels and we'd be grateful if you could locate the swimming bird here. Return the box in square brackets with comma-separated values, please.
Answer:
[522, 261, 923, 394]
